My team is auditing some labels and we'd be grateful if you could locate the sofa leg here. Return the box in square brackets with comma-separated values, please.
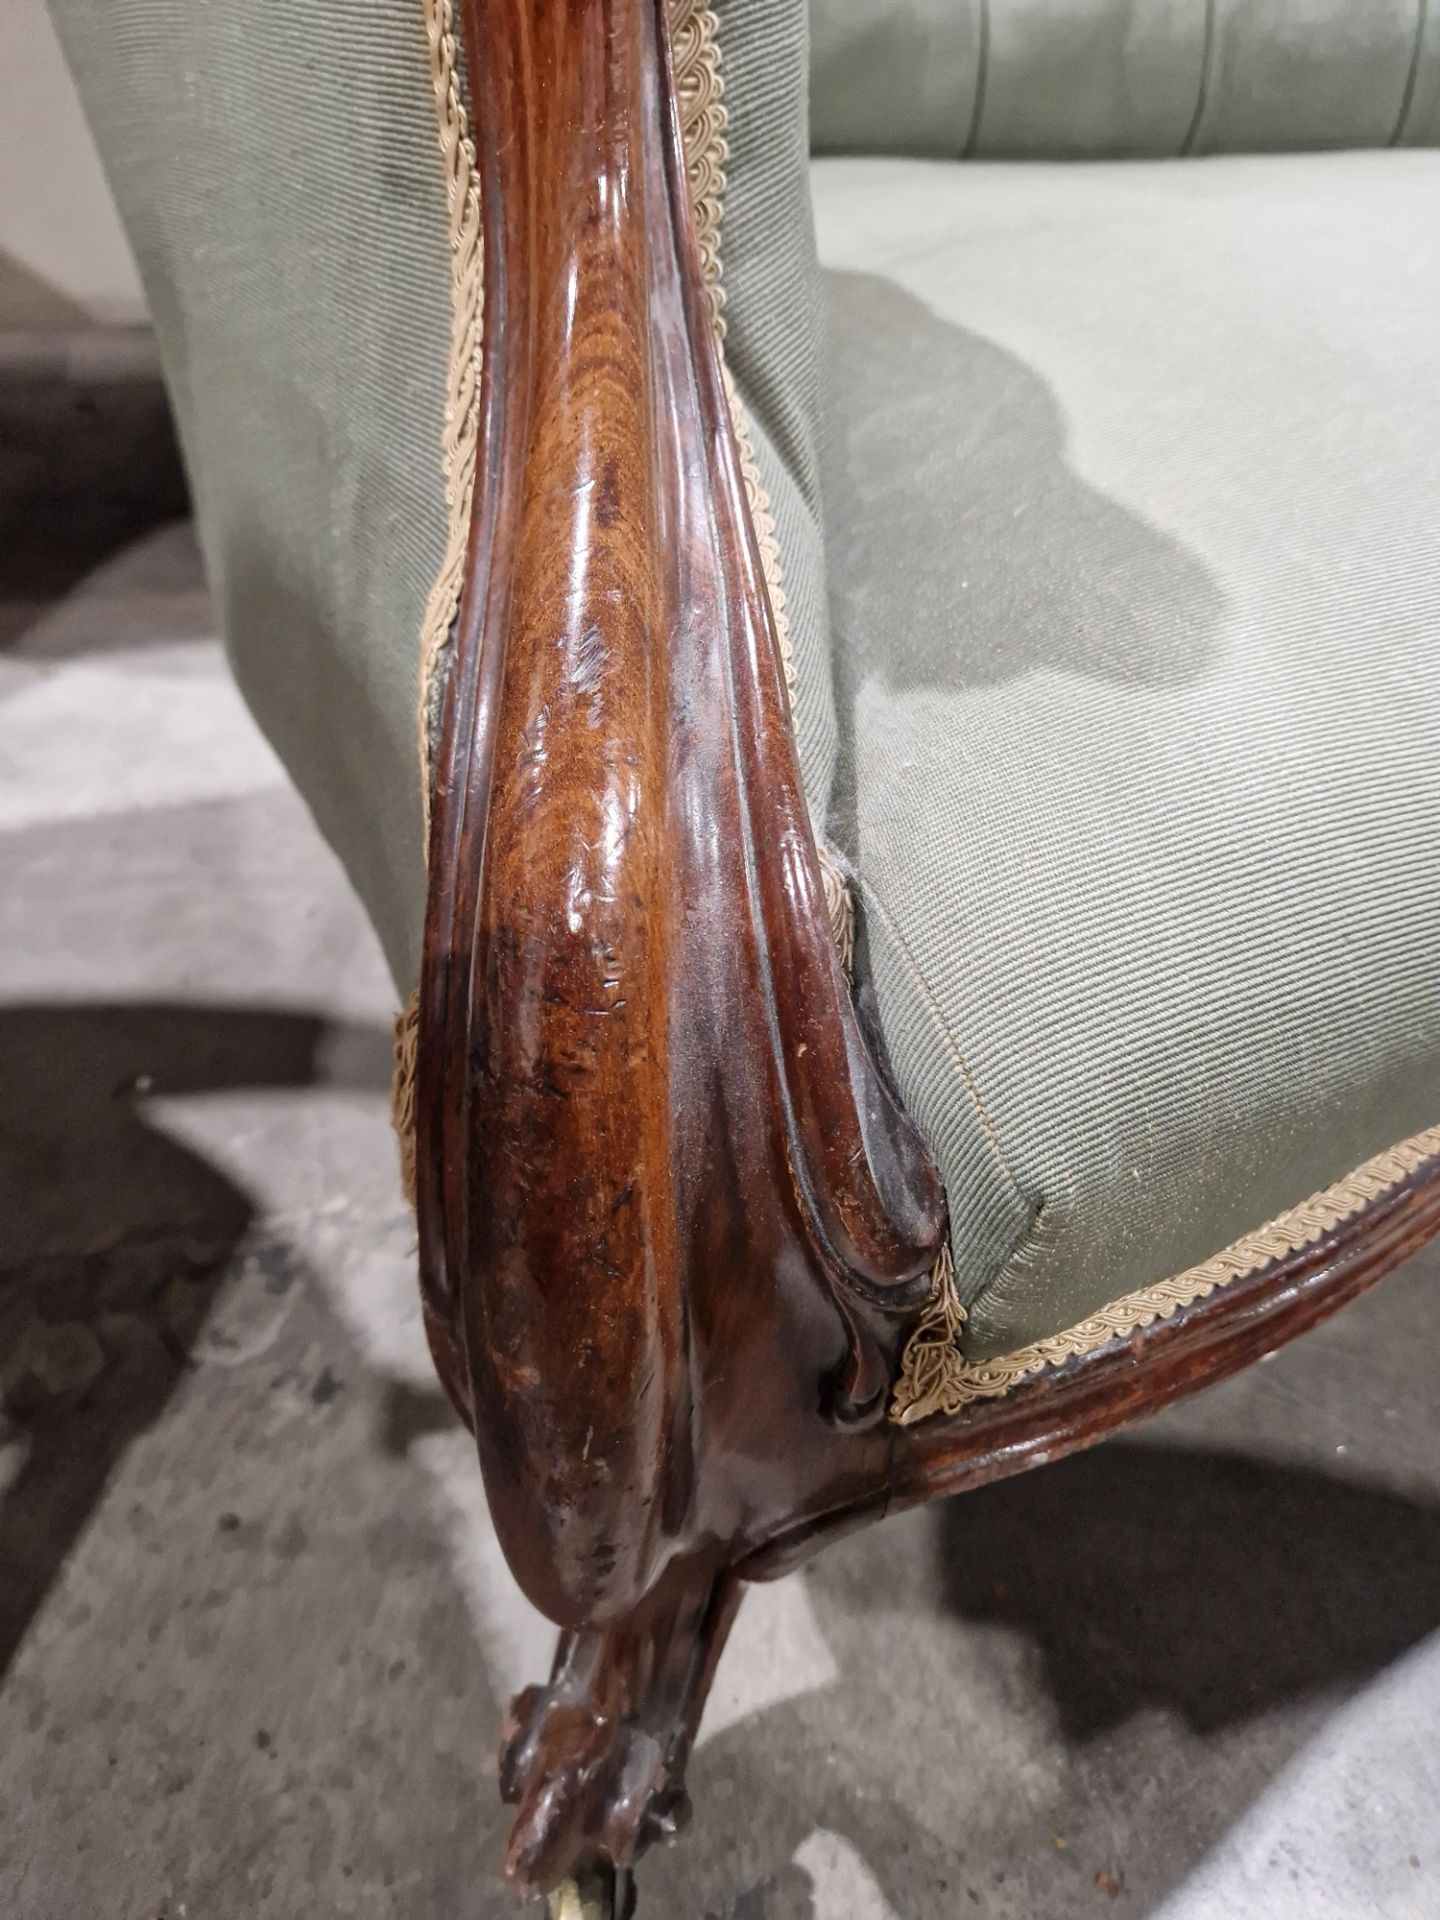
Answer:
[498, 1557, 743, 1905]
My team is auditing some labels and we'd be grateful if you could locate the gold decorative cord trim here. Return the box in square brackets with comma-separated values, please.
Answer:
[670, 0, 728, 340]
[392, 0, 483, 1196]
[819, 849, 856, 977]
[891, 1123, 1440, 1425]
[670, 6, 790, 689]
[670, 0, 854, 967]
[392, 992, 420, 1209]
[416, 0, 484, 813]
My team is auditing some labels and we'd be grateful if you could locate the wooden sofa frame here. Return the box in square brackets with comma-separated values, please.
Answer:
[411, 3, 1440, 1910]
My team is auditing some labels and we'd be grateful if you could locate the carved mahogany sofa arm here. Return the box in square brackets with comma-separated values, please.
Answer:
[52, 0, 1440, 1908]
[414, 2, 948, 1893]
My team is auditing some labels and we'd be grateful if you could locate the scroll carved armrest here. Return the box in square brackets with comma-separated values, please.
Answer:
[415, 0, 945, 1634]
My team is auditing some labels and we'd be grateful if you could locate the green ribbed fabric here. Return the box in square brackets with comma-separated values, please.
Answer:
[46, 0, 832, 991]
[47, 0, 451, 990]
[816, 151, 1440, 1356]
[811, 1, 1440, 157]
[714, 0, 835, 817]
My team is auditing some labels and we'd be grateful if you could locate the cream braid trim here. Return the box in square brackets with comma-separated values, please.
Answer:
[892, 1124, 1440, 1423]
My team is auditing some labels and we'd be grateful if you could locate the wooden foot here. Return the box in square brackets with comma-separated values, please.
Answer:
[500, 1561, 741, 1901]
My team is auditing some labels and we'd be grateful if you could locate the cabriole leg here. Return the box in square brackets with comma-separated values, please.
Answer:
[501, 1559, 743, 1904]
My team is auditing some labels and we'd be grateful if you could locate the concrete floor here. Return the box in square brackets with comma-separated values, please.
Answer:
[2, 366, 1438, 1920]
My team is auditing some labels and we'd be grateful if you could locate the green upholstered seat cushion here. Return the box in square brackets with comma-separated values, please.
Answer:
[810, 1, 1440, 157]
[47, 0, 833, 993]
[814, 150, 1440, 1360]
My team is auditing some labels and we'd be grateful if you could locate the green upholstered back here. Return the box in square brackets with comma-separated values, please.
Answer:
[810, 1, 1440, 156]
[47, 0, 457, 994]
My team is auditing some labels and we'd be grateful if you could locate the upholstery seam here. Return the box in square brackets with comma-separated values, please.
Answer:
[1391, 0, 1431, 146]
[860, 879, 1025, 1209]
[962, 0, 991, 160]
[675, 0, 855, 962]
[1179, 0, 1218, 157]
[415, 0, 483, 818]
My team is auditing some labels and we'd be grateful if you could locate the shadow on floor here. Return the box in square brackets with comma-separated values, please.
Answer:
[642, 1426, 1440, 1918]
[934, 1438, 1440, 1739]
[0, 1000, 393, 1677]
[358, 1363, 1440, 1917]
[0, 360, 189, 653]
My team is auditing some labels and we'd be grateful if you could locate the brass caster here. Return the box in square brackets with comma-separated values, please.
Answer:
[547, 1865, 636, 1920]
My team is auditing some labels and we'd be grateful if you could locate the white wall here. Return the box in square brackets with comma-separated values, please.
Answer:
[0, 0, 146, 328]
